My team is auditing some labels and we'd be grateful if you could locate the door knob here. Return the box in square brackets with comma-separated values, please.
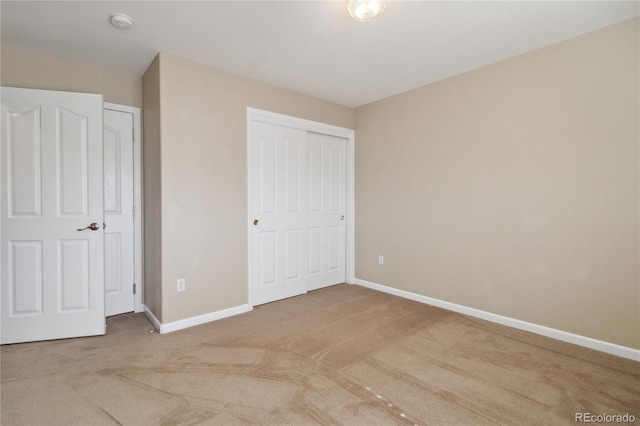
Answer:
[253, 219, 259, 226]
[77, 223, 100, 231]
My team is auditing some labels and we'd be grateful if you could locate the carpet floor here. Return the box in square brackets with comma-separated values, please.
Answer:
[1, 284, 638, 425]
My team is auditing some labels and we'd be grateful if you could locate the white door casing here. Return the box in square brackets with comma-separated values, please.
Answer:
[1, 87, 105, 344]
[248, 108, 354, 306]
[103, 108, 135, 316]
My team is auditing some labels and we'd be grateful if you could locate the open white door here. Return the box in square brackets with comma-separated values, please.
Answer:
[1, 87, 105, 344]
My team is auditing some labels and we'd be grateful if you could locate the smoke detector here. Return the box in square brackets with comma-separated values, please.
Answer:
[110, 13, 134, 30]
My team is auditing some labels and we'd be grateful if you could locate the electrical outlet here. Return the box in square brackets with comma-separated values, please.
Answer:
[177, 278, 186, 292]
[378, 255, 384, 265]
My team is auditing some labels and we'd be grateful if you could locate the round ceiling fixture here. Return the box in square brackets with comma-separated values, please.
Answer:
[347, 0, 386, 23]
[110, 13, 134, 30]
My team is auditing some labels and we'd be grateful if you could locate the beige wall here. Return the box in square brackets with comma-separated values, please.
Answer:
[142, 56, 162, 318]
[354, 18, 639, 349]
[1, 45, 142, 108]
[145, 53, 353, 323]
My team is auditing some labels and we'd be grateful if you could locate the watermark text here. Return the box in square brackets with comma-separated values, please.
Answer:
[575, 413, 636, 423]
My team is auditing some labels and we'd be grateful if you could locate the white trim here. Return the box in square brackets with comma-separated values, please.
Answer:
[354, 278, 640, 362]
[104, 102, 143, 313]
[246, 108, 356, 306]
[246, 113, 253, 308]
[248, 108, 354, 140]
[345, 126, 355, 285]
[144, 304, 253, 334]
[142, 304, 161, 331]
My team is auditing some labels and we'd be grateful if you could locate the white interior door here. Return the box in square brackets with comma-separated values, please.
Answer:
[1, 87, 105, 344]
[103, 108, 135, 316]
[307, 132, 346, 291]
[250, 121, 346, 305]
[251, 122, 309, 305]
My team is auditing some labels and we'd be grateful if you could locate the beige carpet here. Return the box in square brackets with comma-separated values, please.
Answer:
[1, 284, 638, 425]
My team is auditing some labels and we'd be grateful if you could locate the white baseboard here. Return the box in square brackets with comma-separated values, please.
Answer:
[142, 304, 162, 330]
[142, 304, 253, 334]
[353, 278, 640, 362]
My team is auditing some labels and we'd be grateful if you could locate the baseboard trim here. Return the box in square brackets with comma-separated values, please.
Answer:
[353, 278, 640, 362]
[142, 305, 162, 331]
[143, 304, 253, 334]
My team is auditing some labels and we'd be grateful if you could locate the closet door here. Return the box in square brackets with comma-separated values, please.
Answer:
[307, 132, 346, 291]
[249, 122, 347, 305]
[250, 122, 309, 305]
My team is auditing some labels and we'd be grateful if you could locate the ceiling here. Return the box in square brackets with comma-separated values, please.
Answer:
[1, 1, 638, 108]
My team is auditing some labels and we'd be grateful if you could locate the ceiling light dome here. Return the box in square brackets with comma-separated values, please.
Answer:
[347, 0, 386, 22]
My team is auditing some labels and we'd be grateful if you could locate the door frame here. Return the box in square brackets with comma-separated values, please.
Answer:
[246, 107, 355, 307]
[104, 102, 143, 313]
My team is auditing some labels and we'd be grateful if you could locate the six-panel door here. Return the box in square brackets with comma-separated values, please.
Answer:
[1, 87, 105, 344]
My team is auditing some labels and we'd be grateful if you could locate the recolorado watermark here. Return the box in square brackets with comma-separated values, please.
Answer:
[575, 413, 636, 423]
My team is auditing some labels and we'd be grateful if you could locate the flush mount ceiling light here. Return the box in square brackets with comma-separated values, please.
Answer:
[110, 13, 134, 30]
[347, 0, 386, 22]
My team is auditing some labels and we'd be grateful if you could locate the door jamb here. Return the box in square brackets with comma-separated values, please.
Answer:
[246, 107, 355, 308]
[104, 102, 143, 313]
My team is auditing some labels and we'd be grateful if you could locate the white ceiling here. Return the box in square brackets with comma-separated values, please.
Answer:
[1, 1, 638, 107]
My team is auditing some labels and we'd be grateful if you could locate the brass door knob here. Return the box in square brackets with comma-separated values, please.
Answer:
[253, 219, 259, 226]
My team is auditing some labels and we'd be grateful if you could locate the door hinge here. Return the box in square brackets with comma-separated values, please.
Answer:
[132, 128, 135, 142]
[133, 283, 136, 294]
